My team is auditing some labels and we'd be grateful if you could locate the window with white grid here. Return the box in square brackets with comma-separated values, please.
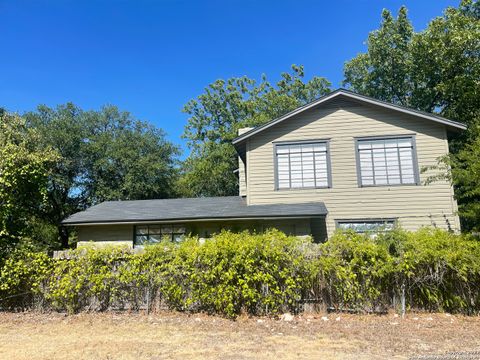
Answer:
[357, 137, 417, 186]
[276, 142, 330, 189]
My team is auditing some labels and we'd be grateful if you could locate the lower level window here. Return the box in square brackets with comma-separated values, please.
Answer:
[336, 219, 395, 233]
[135, 224, 186, 245]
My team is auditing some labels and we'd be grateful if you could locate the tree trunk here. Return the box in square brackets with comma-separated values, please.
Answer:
[58, 225, 69, 249]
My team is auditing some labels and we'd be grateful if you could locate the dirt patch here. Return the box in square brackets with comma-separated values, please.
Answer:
[0, 311, 479, 359]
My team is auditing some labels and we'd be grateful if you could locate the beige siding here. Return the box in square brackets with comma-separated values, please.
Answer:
[186, 219, 312, 238]
[77, 224, 134, 245]
[75, 220, 318, 248]
[77, 241, 133, 249]
[238, 128, 253, 197]
[245, 98, 460, 236]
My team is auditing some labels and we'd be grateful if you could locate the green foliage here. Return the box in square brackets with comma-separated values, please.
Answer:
[1, 228, 479, 316]
[0, 246, 53, 309]
[46, 246, 132, 313]
[344, 6, 414, 106]
[24, 104, 180, 247]
[0, 113, 59, 259]
[343, 0, 480, 124]
[317, 231, 395, 311]
[162, 230, 314, 317]
[180, 65, 331, 196]
[397, 228, 480, 312]
[343, 0, 480, 230]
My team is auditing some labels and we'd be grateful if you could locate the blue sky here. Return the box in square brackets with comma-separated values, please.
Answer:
[1, 0, 458, 155]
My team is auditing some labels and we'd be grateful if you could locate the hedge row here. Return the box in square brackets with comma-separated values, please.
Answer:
[1, 228, 479, 317]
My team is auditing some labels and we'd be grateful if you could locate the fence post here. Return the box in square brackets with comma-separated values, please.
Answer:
[146, 286, 150, 315]
[401, 283, 406, 318]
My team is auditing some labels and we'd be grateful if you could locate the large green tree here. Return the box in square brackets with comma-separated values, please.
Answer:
[24, 105, 179, 247]
[180, 65, 331, 197]
[344, 0, 479, 126]
[0, 113, 58, 258]
[343, 0, 480, 230]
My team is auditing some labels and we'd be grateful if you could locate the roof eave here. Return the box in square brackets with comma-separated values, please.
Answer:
[231, 89, 466, 145]
[62, 213, 328, 226]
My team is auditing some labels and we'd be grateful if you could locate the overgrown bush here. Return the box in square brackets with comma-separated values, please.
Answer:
[315, 231, 395, 312]
[1, 228, 479, 317]
[0, 245, 53, 310]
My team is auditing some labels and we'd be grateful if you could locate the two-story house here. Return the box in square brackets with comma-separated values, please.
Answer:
[63, 89, 465, 247]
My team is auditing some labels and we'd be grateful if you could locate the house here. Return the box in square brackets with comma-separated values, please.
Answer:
[62, 89, 465, 247]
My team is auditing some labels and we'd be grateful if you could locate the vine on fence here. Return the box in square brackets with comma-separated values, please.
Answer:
[1, 228, 479, 317]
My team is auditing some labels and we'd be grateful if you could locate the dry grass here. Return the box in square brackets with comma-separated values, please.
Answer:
[0, 311, 479, 359]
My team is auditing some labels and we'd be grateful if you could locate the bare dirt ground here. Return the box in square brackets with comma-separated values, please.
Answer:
[0, 311, 479, 360]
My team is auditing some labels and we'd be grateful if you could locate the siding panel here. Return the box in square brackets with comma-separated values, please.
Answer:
[245, 98, 460, 236]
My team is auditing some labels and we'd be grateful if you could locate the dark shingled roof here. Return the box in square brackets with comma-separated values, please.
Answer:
[62, 196, 327, 225]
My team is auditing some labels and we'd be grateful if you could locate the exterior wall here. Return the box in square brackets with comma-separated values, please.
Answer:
[186, 219, 313, 239]
[77, 224, 134, 246]
[74, 218, 327, 248]
[77, 240, 133, 249]
[238, 127, 253, 197]
[245, 97, 460, 236]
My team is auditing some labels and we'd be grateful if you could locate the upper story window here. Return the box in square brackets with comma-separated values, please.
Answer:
[356, 136, 418, 187]
[135, 224, 186, 245]
[275, 141, 330, 190]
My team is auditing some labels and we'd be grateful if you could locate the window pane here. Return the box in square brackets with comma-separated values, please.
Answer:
[135, 235, 148, 245]
[148, 234, 162, 243]
[148, 226, 161, 234]
[338, 220, 394, 233]
[161, 226, 173, 234]
[173, 225, 186, 233]
[172, 234, 185, 243]
[276, 142, 329, 189]
[358, 137, 416, 186]
[136, 226, 148, 235]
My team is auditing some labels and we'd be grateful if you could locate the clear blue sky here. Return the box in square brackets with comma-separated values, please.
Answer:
[1, 0, 458, 155]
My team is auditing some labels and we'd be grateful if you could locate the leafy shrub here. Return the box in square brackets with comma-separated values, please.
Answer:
[1, 228, 480, 316]
[0, 246, 53, 310]
[164, 230, 314, 317]
[315, 230, 395, 312]
[395, 228, 480, 313]
[46, 246, 131, 313]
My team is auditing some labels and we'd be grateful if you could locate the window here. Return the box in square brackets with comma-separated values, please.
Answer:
[336, 219, 395, 233]
[135, 224, 186, 245]
[275, 141, 330, 189]
[356, 136, 418, 186]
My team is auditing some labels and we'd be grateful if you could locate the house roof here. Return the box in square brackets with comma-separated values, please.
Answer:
[62, 196, 327, 225]
[232, 88, 466, 145]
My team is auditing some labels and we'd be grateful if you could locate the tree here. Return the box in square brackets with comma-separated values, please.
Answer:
[344, 0, 480, 126]
[343, 0, 480, 230]
[0, 113, 58, 258]
[24, 104, 179, 247]
[344, 6, 414, 106]
[181, 65, 331, 197]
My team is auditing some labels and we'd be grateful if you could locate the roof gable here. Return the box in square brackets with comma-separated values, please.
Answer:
[232, 89, 466, 145]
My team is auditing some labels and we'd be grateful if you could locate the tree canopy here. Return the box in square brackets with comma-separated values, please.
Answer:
[0, 113, 59, 258]
[344, 0, 479, 126]
[343, 0, 480, 230]
[24, 104, 179, 247]
[180, 65, 331, 197]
